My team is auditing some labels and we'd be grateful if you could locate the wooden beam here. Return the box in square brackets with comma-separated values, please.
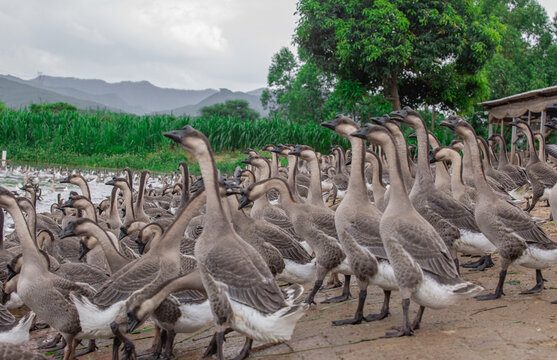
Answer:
[540, 110, 546, 157]
[510, 119, 517, 165]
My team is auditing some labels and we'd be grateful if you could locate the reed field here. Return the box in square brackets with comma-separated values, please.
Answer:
[0, 108, 350, 174]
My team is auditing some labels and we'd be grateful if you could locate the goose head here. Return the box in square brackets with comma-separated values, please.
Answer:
[288, 145, 316, 162]
[351, 123, 394, 147]
[321, 115, 360, 138]
[429, 147, 458, 164]
[164, 125, 211, 157]
[136, 223, 163, 255]
[261, 144, 276, 152]
[36, 229, 55, 252]
[440, 116, 477, 139]
[237, 178, 291, 209]
[544, 118, 557, 130]
[389, 107, 426, 130]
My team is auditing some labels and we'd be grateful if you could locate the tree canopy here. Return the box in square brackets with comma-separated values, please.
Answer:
[295, 0, 503, 112]
[200, 100, 259, 121]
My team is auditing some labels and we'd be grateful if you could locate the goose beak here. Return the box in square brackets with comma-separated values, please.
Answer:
[1, 289, 8, 304]
[163, 127, 192, 143]
[119, 226, 128, 241]
[241, 157, 252, 164]
[78, 239, 90, 261]
[439, 119, 458, 130]
[350, 127, 369, 140]
[345, 159, 352, 166]
[408, 132, 417, 139]
[60, 175, 70, 184]
[59, 223, 76, 239]
[242, 148, 253, 154]
[320, 117, 340, 130]
[237, 195, 251, 210]
[61, 198, 74, 209]
[105, 178, 116, 186]
[136, 240, 146, 255]
[126, 311, 140, 333]
[389, 109, 408, 120]
[428, 150, 437, 164]
[371, 114, 390, 125]
[288, 146, 302, 156]
[6, 265, 16, 282]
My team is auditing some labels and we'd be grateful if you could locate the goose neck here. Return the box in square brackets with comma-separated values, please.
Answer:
[306, 155, 325, 206]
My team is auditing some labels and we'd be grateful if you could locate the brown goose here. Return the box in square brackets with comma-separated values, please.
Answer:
[321, 115, 397, 324]
[488, 134, 529, 188]
[0, 188, 96, 360]
[442, 117, 557, 300]
[352, 123, 482, 337]
[164, 125, 306, 360]
[60, 173, 91, 200]
[511, 119, 557, 212]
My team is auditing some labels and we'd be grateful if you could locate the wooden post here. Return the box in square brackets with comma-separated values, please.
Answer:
[540, 110, 546, 157]
[500, 119, 504, 136]
[510, 119, 517, 165]
[488, 122, 493, 138]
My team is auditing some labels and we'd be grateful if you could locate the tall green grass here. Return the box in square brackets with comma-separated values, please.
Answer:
[0, 108, 349, 173]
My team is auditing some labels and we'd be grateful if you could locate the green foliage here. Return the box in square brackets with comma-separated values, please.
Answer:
[200, 100, 259, 121]
[29, 102, 77, 113]
[295, 0, 503, 112]
[0, 108, 349, 173]
[482, 0, 557, 99]
[0, 99, 5, 113]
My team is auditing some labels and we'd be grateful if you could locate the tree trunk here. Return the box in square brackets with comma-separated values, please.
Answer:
[384, 72, 401, 111]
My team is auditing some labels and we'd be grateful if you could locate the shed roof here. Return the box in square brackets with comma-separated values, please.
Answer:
[479, 85, 557, 121]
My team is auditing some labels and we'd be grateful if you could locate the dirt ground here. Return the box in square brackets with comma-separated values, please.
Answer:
[20, 204, 557, 360]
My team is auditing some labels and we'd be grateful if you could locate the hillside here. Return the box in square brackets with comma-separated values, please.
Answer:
[0, 76, 118, 111]
[166, 88, 266, 116]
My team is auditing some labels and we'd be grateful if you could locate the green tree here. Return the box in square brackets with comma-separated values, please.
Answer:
[482, 0, 557, 99]
[29, 102, 77, 113]
[295, 0, 503, 112]
[200, 100, 259, 121]
[262, 47, 334, 123]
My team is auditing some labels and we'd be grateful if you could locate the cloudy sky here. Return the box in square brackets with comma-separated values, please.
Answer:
[0, 0, 555, 92]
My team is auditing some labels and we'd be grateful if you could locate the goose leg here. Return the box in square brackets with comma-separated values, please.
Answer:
[411, 306, 425, 330]
[62, 336, 78, 360]
[215, 331, 226, 360]
[203, 328, 233, 358]
[466, 255, 495, 271]
[364, 290, 391, 322]
[75, 339, 98, 357]
[520, 269, 545, 294]
[111, 321, 137, 360]
[332, 289, 366, 326]
[38, 333, 64, 350]
[476, 269, 507, 300]
[304, 279, 323, 305]
[461, 256, 483, 268]
[322, 274, 352, 303]
[382, 298, 412, 338]
[526, 195, 540, 212]
[161, 330, 176, 360]
[322, 272, 343, 289]
[112, 335, 122, 360]
[230, 337, 253, 360]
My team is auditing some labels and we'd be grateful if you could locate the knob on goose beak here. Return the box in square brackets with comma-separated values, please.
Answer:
[126, 311, 140, 333]
[320, 115, 341, 130]
[241, 156, 252, 164]
[105, 177, 116, 186]
[288, 145, 303, 156]
[163, 126, 193, 143]
[350, 126, 371, 140]
[370, 114, 390, 125]
[60, 175, 71, 184]
[439, 118, 459, 130]
[59, 222, 76, 239]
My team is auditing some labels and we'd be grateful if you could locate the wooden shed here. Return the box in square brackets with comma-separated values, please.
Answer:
[479, 85, 557, 161]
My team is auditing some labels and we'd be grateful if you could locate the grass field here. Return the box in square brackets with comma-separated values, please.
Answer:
[0, 108, 348, 174]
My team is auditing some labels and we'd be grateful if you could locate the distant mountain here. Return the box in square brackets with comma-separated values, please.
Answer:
[27, 75, 218, 114]
[0, 74, 267, 116]
[165, 88, 266, 116]
[0, 76, 119, 111]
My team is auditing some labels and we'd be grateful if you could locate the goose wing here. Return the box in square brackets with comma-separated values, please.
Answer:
[347, 215, 387, 260]
[204, 240, 286, 315]
[93, 257, 170, 307]
[0, 303, 16, 327]
[391, 217, 459, 280]
[494, 202, 557, 248]
[253, 222, 312, 264]
[50, 275, 97, 298]
[528, 163, 557, 189]
[310, 210, 337, 239]
[424, 191, 480, 232]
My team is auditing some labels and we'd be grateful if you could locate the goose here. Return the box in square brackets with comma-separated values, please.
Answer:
[511, 119, 557, 212]
[60, 173, 91, 200]
[164, 125, 307, 360]
[105, 177, 135, 226]
[477, 137, 518, 192]
[430, 147, 496, 271]
[390, 109, 481, 270]
[321, 115, 397, 325]
[352, 123, 482, 337]
[441, 116, 557, 300]
[0, 343, 48, 360]
[365, 150, 388, 212]
[237, 177, 351, 304]
[0, 303, 35, 344]
[136, 222, 195, 256]
[125, 275, 212, 360]
[488, 134, 529, 188]
[60, 184, 208, 359]
[426, 132, 452, 194]
[223, 186, 314, 283]
[288, 145, 328, 208]
[271, 145, 309, 201]
[0, 188, 97, 360]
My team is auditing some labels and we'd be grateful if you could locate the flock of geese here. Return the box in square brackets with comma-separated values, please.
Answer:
[2, 108, 557, 359]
